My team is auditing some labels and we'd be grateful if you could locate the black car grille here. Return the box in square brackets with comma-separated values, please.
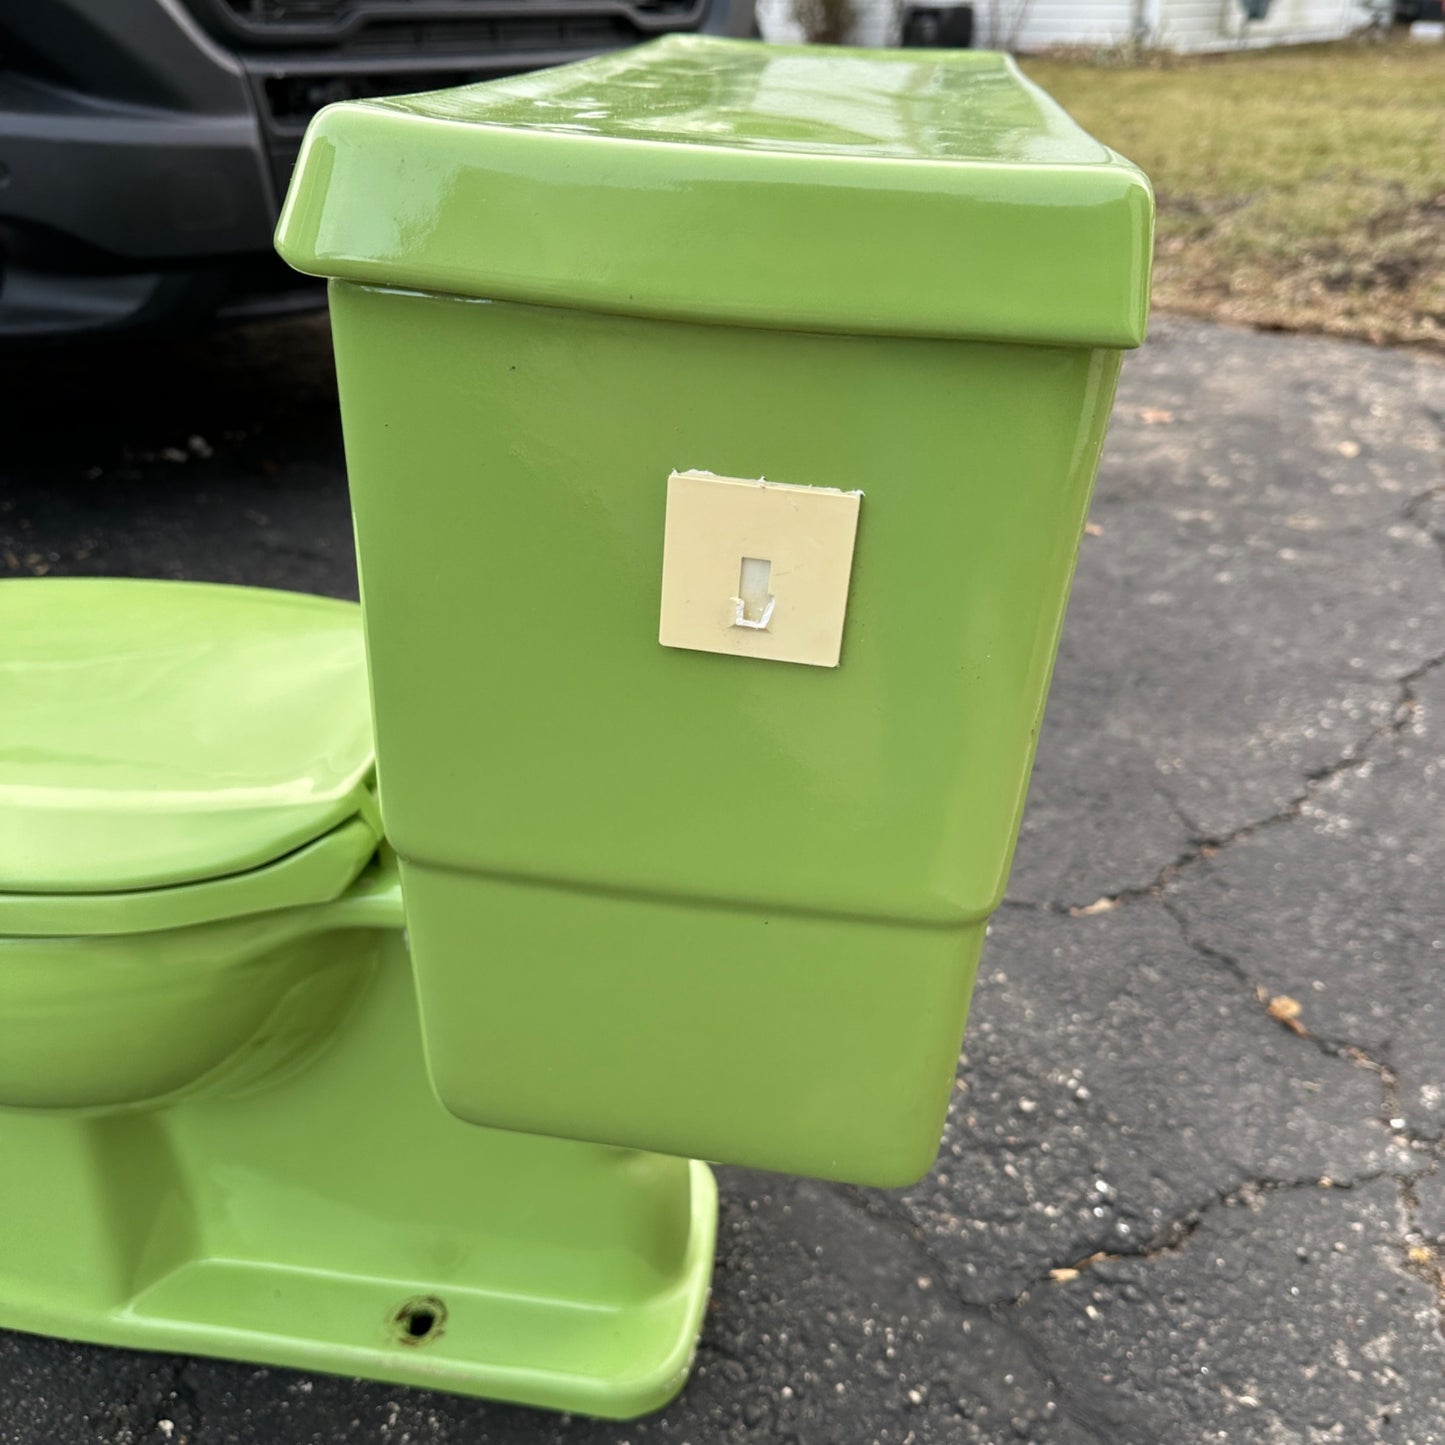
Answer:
[189, 0, 707, 50]
[226, 0, 374, 16]
[180, 0, 713, 197]
[258, 35, 624, 125]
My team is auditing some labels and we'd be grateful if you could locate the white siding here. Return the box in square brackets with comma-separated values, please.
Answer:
[1152, 0, 1370, 50]
[1222, 0, 1370, 48]
[756, 0, 1370, 49]
[1148, 0, 1224, 49]
[1004, 0, 1370, 50]
[1003, 0, 1137, 50]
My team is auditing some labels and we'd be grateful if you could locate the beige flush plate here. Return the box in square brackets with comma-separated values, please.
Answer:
[659, 470, 862, 668]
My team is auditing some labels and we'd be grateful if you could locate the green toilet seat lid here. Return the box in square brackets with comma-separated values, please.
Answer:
[0, 816, 381, 937]
[0, 579, 379, 899]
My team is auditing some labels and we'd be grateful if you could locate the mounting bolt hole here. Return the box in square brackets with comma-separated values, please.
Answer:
[391, 1295, 447, 1346]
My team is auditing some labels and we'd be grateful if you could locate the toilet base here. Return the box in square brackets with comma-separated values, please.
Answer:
[0, 937, 716, 1418]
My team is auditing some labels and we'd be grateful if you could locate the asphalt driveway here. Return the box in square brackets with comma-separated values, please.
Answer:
[1, 313, 1443, 1444]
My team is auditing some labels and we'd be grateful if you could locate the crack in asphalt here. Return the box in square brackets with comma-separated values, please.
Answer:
[1155, 891, 1445, 1173]
[999, 645, 1445, 1139]
[1392, 650, 1445, 742]
[820, 1184, 1145, 1445]
[901, 464, 1445, 1427]
[1396, 1170, 1445, 1342]
[999, 697, 1407, 922]
[837, 1162, 1444, 1367]
[978, 629, 1445, 1372]
[1002, 475, 1445, 923]
[1090, 648, 1438, 910]
[1401, 484, 1445, 558]
[1158, 892, 1394, 1073]
[833, 1182, 962, 1296]
[998, 1167, 1435, 1308]
[837, 1122, 1442, 1317]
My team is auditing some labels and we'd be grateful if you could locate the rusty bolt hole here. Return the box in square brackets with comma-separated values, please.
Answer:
[391, 1295, 447, 1347]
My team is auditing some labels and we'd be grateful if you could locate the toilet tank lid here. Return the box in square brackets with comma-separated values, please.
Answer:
[275, 36, 1153, 350]
[0, 579, 378, 895]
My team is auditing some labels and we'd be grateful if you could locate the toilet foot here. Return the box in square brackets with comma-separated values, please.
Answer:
[0, 938, 716, 1418]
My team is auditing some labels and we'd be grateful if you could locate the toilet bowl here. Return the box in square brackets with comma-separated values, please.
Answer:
[0, 576, 716, 1416]
[0, 577, 390, 1108]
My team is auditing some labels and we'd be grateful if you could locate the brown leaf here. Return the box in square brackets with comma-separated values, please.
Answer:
[1265, 994, 1309, 1036]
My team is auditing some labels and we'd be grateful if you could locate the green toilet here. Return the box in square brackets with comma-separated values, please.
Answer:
[0, 38, 1151, 1417]
[278, 35, 1152, 1184]
[0, 578, 715, 1416]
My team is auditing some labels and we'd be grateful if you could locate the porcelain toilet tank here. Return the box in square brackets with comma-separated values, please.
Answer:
[0, 577, 393, 1109]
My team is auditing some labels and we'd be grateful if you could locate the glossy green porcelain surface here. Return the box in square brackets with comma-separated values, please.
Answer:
[0, 579, 375, 894]
[1, 562, 711, 1411]
[284, 40, 1152, 1186]
[0, 937, 717, 1416]
[276, 36, 1152, 347]
[0, 853, 402, 1110]
[328, 284, 1125, 1184]
[407, 861, 985, 1185]
[0, 816, 379, 937]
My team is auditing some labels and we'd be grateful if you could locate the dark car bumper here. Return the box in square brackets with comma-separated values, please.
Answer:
[0, 0, 752, 340]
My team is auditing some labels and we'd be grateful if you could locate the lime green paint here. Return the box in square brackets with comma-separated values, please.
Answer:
[0, 579, 376, 894]
[276, 37, 1153, 349]
[0, 932, 716, 1416]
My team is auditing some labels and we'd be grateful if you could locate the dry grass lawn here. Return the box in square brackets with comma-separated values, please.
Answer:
[1021, 38, 1445, 350]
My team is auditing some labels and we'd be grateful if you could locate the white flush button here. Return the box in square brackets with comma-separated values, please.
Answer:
[659, 470, 862, 668]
